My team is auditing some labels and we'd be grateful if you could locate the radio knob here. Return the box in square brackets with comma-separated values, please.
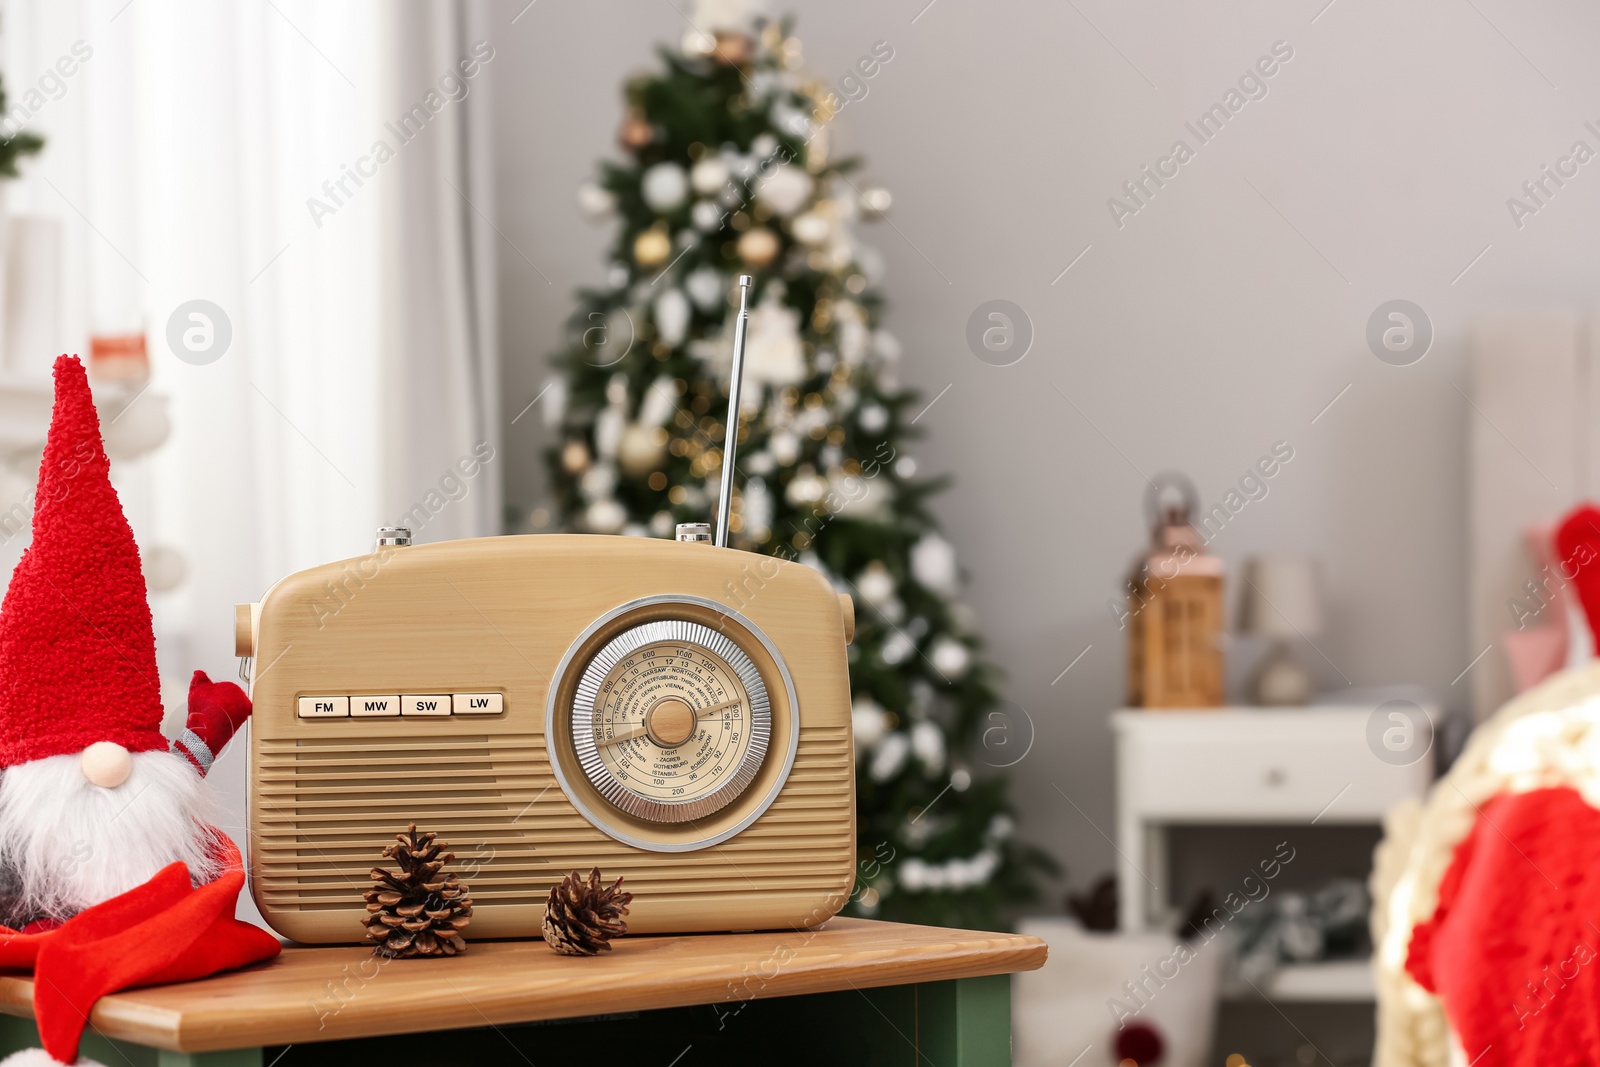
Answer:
[675, 523, 712, 543]
[375, 526, 412, 548]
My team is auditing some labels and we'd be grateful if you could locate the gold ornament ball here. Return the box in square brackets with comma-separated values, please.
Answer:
[618, 423, 667, 477]
[561, 440, 591, 474]
[618, 110, 654, 152]
[737, 227, 779, 268]
[634, 226, 672, 267]
[711, 30, 754, 67]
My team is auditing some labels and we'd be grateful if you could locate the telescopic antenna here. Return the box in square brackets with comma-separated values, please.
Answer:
[715, 274, 754, 548]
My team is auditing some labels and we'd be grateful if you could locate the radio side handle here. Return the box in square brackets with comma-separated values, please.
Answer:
[837, 593, 854, 645]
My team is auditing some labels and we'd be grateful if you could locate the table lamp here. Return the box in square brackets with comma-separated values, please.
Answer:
[1239, 555, 1323, 706]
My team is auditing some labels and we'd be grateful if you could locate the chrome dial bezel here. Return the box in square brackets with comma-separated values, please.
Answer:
[570, 618, 770, 824]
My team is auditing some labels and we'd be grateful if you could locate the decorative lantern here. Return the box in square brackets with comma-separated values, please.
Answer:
[1125, 473, 1225, 708]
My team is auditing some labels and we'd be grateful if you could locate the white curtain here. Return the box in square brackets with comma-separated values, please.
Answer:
[0, 0, 500, 917]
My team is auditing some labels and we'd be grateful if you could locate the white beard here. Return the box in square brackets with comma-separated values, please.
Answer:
[0, 749, 221, 922]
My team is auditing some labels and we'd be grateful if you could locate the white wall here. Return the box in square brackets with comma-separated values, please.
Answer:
[487, 0, 1600, 895]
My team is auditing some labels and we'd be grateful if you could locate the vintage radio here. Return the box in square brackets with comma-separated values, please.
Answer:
[239, 278, 856, 942]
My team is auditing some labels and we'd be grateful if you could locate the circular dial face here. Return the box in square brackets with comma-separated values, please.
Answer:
[571, 619, 771, 823]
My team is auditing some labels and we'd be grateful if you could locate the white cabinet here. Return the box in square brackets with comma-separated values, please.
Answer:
[1111, 706, 1434, 999]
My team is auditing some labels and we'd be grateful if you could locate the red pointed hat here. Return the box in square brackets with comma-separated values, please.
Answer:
[0, 355, 166, 767]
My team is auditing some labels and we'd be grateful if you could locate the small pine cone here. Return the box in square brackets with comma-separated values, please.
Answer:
[362, 823, 474, 958]
[543, 868, 632, 956]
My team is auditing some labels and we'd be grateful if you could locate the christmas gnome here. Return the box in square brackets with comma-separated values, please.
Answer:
[0, 355, 279, 1067]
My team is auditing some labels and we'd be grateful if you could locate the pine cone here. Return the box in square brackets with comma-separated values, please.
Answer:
[362, 823, 473, 958]
[542, 868, 632, 956]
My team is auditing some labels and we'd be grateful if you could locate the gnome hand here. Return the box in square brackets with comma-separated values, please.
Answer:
[170, 671, 251, 778]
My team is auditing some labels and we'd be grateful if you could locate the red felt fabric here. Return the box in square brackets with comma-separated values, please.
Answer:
[1406, 787, 1600, 1066]
[177, 670, 252, 772]
[1556, 505, 1600, 653]
[0, 355, 165, 767]
[0, 835, 280, 1064]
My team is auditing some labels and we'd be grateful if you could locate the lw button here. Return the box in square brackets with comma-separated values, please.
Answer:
[298, 697, 348, 719]
[351, 695, 400, 717]
[453, 693, 503, 715]
[402, 695, 451, 717]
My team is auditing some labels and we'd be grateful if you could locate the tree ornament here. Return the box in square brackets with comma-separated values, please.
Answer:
[930, 637, 972, 679]
[653, 287, 691, 346]
[910, 534, 959, 595]
[362, 824, 473, 958]
[859, 187, 893, 219]
[617, 110, 654, 152]
[641, 162, 689, 213]
[542, 867, 633, 956]
[791, 210, 830, 246]
[910, 719, 946, 773]
[742, 296, 805, 386]
[869, 731, 910, 781]
[560, 440, 591, 475]
[585, 498, 627, 534]
[691, 156, 730, 196]
[755, 164, 813, 217]
[736, 227, 779, 267]
[634, 225, 672, 268]
[618, 423, 667, 477]
[685, 266, 725, 310]
[575, 182, 615, 222]
[856, 561, 896, 608]
[851, 695, 890, 750]
[710, 30, 754, 67]
[691, 200, 724, 232]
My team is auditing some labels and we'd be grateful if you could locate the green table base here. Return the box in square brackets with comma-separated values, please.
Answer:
[0, 975, 1011, 1066]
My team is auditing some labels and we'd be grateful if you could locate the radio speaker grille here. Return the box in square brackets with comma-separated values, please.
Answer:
[254, 728, 852, 914]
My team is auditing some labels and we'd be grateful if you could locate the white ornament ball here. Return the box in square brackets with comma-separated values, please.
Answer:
[691, 200, 725, 232]
[791, 211, 830, 246]
[860, 187, 893, 218]
[145, 545, 188, 593]
[641, 162, 689, 213]
[691, 157, 730, 195]
[686, 266, 725, 310]
[852, 696, 890, 750]
[910, 534, 959, 595]
[653, 287, 691, 346]
[929, 637, 971, 679]
[859, 404, 888, 433]
[751, 133, 778, 159]
[770, 429, 801, 467]
[575, 182, 616, 222]
[617, 423, 666, 477]
[881, 630, 915, 665]
[584, 498, 627, 534]
[755, 164, 813, 217]
[910, 720, 945, 773]
[869, 731, 910, 782]
[856, 562, 895, 607]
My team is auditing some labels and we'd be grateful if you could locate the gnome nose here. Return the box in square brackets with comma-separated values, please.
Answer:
[80, 741, 133, 788]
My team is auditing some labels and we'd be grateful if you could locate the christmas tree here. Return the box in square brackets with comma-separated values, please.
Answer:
[536, 13, 1053, 928]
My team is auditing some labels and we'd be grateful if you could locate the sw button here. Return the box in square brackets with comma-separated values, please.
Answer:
[453, 693, 503, 715]
[402, 695, 451, 717]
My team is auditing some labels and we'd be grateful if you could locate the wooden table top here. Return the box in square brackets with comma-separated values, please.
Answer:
[0, 917, 1047, 1053]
